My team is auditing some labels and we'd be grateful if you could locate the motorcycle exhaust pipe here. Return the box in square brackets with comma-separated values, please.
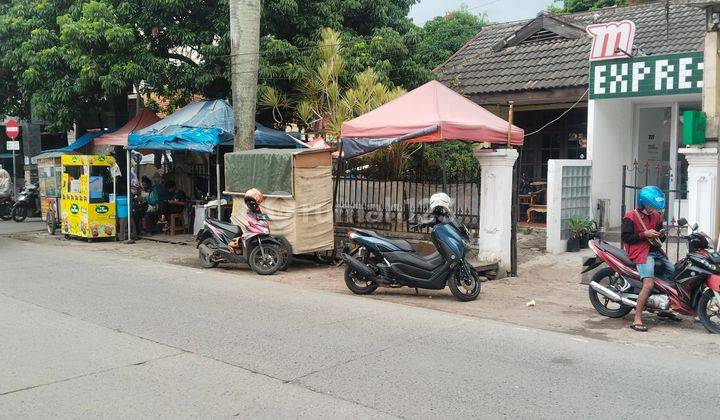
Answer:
[589, 281, 637, 308]
[341, 253, 375, 279]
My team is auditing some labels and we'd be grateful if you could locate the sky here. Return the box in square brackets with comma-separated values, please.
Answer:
[409, 0, 555, 25]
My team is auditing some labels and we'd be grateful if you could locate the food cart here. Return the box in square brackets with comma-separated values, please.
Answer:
[60, 154, 118, 241]
[224, 148, 335, 257]
[36, 156, 63, 234]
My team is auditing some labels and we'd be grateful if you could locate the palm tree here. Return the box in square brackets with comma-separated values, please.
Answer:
[259, 28, 405, 144]
[229, 0, 261, 151]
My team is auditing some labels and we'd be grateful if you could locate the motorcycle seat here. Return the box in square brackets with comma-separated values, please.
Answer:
[353, 228, 415, 252]
[597, 241, 634, 266]
[386, 250, 445, 272]
[206, 218, 241, 235]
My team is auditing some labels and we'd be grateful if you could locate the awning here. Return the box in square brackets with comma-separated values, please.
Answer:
[94, 107, 160, 146]
[31, 130, 106, 163]
[340, 80, 524, 158]
[128, 99, 233, 153]
[253, 123, 302, 148]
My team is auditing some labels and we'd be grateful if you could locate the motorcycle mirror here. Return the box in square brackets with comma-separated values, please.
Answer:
[692, 223, 699, 232]
[677, 217, 688, 226]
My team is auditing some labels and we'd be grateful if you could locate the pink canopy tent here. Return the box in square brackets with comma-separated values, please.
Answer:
[94, 107, 160, 146]
[340, 80, 523, 158]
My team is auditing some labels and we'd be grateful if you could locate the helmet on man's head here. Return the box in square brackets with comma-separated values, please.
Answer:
[638, 186, 665, 211]
[429, 192, 452, 214]
[244, 188, 265, 212]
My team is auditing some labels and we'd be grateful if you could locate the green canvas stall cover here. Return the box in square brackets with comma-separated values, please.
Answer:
[224, 149, 296, 196]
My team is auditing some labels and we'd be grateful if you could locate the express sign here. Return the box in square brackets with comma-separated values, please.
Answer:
[589, 52, 704, 99]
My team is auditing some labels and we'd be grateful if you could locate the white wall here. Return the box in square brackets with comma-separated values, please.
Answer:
[587, 98, 635, 227]
[546, 159, 593, 254]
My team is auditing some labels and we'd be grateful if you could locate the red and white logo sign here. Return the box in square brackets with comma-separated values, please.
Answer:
[5, 120, 20, 139]
[586, 20, 636, 61]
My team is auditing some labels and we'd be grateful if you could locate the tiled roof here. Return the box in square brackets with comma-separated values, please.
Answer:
[436, 1, 706, 95]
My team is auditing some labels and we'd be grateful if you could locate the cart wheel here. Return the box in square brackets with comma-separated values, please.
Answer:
[64, 234, 70, 240]
[277, 237, 293, 271]
[315, 248, 337, 264]
[46, 213, 57, 236]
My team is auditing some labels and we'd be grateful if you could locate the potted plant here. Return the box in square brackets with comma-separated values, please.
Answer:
[567, 216, 588, 252]
[575, 217, 594, 249]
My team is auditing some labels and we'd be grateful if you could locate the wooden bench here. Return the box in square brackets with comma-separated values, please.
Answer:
[526, 205, 547, 223]
[169, 212, 187, 235]
[524, 187, 546, 223]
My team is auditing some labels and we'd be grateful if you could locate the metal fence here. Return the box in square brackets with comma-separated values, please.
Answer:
[621, 161, 687, 220]
[621, 160, 688, 260]
[333, 169, 482, 237]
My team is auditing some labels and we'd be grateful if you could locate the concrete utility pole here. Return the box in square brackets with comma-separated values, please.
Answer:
[697, 3, 720, 240]
[229, 0, 261, 151]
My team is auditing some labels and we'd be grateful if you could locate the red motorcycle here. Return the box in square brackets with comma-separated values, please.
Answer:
[583, 218, 720, 333]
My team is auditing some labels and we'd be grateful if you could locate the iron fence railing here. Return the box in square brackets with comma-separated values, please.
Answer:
[333, 169, 481, 238]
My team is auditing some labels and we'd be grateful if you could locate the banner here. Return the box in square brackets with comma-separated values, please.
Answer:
[589, 52, 703, 99]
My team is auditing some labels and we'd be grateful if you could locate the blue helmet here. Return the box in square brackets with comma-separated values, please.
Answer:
[638, 186, 665, 211]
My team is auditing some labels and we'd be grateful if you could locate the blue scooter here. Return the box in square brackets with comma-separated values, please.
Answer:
[341, 197, 480, 301]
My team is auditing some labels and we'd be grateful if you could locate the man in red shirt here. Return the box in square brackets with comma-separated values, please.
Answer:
[621, 186, 675, 332]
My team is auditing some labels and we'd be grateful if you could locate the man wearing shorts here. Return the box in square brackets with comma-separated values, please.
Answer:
[621, 185, 675, 332]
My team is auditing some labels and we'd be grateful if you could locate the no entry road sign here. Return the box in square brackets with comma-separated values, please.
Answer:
[5, 120, 20, 139]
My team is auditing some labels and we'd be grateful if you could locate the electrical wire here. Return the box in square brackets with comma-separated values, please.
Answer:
[522, 88, 589, 137]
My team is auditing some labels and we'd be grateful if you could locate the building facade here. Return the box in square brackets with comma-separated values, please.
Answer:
[436, 1, 706, 229]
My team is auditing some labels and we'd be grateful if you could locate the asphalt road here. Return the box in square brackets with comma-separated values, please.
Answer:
[1, 227, 719, 418]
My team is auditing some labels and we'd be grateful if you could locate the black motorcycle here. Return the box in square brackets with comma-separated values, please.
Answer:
[196, 216, 290, 275]
[11, 184, 40, 222]
[341, 208, 481, 301]
[0, 196, 13, 220]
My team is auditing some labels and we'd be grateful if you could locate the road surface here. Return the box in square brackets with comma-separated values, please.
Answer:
[1, 225, 719, 418]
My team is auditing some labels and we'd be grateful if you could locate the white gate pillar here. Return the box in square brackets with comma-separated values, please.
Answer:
[679, 144, 718, 236]
[473, 147, 518, 274]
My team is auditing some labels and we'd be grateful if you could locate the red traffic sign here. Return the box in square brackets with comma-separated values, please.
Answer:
[6, 120, 20, 140]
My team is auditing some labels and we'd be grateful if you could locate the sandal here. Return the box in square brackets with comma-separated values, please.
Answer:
[630, 324, 648, 332]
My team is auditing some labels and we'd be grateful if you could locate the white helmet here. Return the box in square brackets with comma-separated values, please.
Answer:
[429, 192, 452, 213]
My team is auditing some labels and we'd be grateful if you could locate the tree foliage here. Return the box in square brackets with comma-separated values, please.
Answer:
[259, 28, 405, 142]
[411, 9, 486, 71]
[548, 0, 629, 13]
[0, 0, 487, 133]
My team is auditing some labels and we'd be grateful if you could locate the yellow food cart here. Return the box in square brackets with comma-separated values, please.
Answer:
[60, 154, 118, 240]
[36, 156, 63, 234]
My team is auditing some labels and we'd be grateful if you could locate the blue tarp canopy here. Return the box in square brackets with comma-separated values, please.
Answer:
[128, 99, 302, 152]
[219, 122, 301, 149]
[128, 99, 233, 153]
[31, 130, 106, 163]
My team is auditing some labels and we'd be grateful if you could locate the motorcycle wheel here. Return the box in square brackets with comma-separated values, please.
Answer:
[46, 213, 57, 235]
[248, 243, 282, 275]
[344, 265, 378, 295]
[448, 266, 481, 302]
[0, 203, 11, 220]
[697, 289, 720, 334]
[198, 237, 220, 269]
[588, 267, 633, 318]
[12, 206, 27, 222]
